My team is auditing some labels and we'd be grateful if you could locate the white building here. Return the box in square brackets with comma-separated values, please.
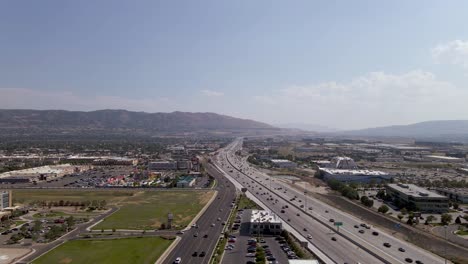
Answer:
[330, 157, 357, 169]
[386, 184, 449, 213]
[271, 159, 297, 169]
[424, 155, 465, 163]
[320, 168, 393, 183]
[249, 210, 282, 235]
[0, 190, 12, 210]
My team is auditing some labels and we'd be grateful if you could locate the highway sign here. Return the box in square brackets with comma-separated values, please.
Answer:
[334, 222, 343, 226]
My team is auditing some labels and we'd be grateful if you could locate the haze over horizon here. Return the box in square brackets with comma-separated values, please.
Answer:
[2, 1, 468, 130]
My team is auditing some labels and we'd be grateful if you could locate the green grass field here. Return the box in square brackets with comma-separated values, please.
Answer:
[32, 237, 173, 264]
[13, 189, 214, 230]
[94, 191, 213, 230]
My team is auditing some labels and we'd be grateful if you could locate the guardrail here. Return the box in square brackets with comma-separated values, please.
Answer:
[222, 146, 393, 264]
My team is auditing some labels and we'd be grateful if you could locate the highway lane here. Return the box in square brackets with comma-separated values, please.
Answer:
[162, 162, 236, 264]
[215, 143, 381, 264]
[217, 138, 447, 264]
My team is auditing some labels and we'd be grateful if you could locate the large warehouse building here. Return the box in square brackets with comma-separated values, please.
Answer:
[319, 156, 393, 183]
[386, 183, 449, 213]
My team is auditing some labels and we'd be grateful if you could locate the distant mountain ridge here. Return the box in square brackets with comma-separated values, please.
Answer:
[0, 109, 275, 133]
[277, 123, 339, 133]
[342, 120, 468, 138]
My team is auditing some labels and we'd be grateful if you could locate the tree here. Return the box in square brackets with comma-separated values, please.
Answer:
[453, 203, 459, 210]
[400, 208, 408, 215]
[397, 214, 404, 221]
[378, 205, 389, 214]
[360, 196, 374, 207]
[406, 217, 414, 226]
[455, 216, 462, 224]
[441, 213, 453, 225]
[426, 215, 435, 224]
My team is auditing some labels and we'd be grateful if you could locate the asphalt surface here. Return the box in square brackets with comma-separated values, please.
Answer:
[162, 162, 237, 264]
[17, 207, 118, 264]
[213, 138, 448, 264]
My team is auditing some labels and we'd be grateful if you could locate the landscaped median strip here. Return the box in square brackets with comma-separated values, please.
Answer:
[209, 193, 239, 264]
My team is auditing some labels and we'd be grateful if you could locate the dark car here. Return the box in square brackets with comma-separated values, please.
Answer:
[354, 225, 359, 228]
[199, 251, 206, 257]
[372, 231, 379, 236]
[192, 251, 198, 257]
[329, 219, 335, 222]
[405, 258, 413, 263]
[203, 234, 208, 238]
[415, 261, 423, 264]
[331, 237, 337, 241]
[398, 247, 406, 252]
[358, 230, 365, 234]
[383, 242, 391, 248]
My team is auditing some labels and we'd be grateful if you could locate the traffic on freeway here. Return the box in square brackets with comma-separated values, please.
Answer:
[212, 138, 447, 264]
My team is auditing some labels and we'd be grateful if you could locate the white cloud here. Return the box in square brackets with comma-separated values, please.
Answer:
[431, 40, 468, 69]
[252, 70, 468, 129]
[0, 88, 174, 113]
[201, 89, 224, 97]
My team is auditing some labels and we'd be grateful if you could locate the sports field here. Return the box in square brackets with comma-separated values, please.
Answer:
[32, 237, 173, 264]
[13, 189, 214, 230]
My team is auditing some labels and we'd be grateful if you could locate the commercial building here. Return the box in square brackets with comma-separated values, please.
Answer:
[320, 168, 393, 183]
[176, 175, 196, 188]
[248, 209, 282, 235]
[435, 188, 468, 203]
[148, 160, 177, 171]
[319, 156, 393, 183]
[386, 184, 449, 213]
[271, 159, 297, 169]
[330, 157, 357, 169]
[0, 190, 12, 210]
[424, 155, 465, 163]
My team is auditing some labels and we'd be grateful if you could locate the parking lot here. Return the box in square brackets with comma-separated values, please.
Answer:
[222, 209, 298, 264]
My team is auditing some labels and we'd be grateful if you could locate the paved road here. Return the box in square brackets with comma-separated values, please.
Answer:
[162, 162, 237, 264]
[214, 138, 448, 264]
[17, 207, 118, 263]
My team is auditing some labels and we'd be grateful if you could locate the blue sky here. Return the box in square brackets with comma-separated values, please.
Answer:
[1, 1, 468, 129]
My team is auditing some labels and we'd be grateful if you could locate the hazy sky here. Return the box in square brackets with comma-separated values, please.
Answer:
[2, 1, 468, 130]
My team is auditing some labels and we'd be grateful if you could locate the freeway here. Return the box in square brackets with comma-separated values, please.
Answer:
[162, 162, 237, 264]
[213, 138, 447, 264]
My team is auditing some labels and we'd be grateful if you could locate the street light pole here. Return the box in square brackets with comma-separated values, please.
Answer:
[304, 181, 307, 211]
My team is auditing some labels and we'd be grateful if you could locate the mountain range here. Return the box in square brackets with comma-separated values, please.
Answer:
[0, 109, 275, 135]
[341, 120, 468, 140]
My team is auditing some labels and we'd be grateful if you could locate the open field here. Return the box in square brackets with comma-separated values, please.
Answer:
[94, 191, 213, 230]
[32, 237, 173, 264]
[12, 189, 214, 230]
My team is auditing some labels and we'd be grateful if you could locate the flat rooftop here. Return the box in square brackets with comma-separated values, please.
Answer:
[435, 188, 468, 196]
[270, 159, 294, 163]
[387, 183, 447, 198]
[250, 210, 281, 224]
[320, 168, 390, 176]
[425, 155, 464, 160]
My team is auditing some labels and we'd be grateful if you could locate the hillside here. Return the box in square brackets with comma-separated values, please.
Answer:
[342, 120, 468, 139]
[0, 109, 275, 135]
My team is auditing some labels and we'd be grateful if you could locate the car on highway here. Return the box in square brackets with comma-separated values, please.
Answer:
[192, 251, 198, 257]
[329, 219, 335, 222]
[307, 234, 312, 239]
[331, 237, 337, 241]
[193, 232, 198, 237]
[415, 260, 423, 264]
[199, 251, 206, 257]
[398, 247, 406, 252]
[383, 242, 391, 248]
[372, 231, 379, 236]
[358, 230, 365, 234]
[173, 257, 181, 264]
[303, 228, 307, 231]
[405, 258, 413, 263]
[354, 225, 359, 228]
[203, 234, 208, 238]
[296, 213, 300, 216]
[281, 210, 285, 213]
